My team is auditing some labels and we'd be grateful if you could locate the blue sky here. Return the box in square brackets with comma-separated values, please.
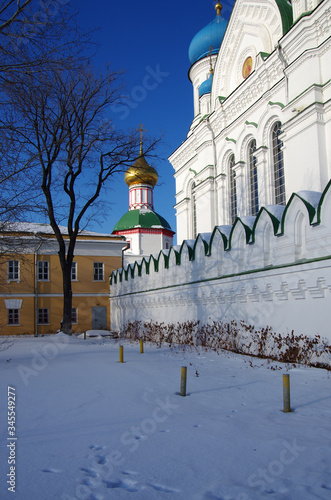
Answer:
[75, 0, 235, 242]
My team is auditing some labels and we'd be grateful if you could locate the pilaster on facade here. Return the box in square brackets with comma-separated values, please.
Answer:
[254, 146, 270, 208]
[216, 173, 227, 226]
[233, 161, 246, 217]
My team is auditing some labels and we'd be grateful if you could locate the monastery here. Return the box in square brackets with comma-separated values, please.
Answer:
[110, 0, 331, 343]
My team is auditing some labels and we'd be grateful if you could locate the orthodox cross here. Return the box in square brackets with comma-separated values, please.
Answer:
[137, 123, 147, 154]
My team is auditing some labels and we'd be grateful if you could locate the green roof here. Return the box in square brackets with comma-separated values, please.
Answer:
[275, 0, 293, 34]
[113, 209, 173, 232]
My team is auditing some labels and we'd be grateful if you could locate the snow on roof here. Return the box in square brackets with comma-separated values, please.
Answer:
[1, 221, 119, 238]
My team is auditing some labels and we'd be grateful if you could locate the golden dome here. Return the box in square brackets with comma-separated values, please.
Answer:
[124, 152, 158, 188]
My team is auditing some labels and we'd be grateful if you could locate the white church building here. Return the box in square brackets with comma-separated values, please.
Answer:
[110, 0, 331, 348]
[170, 0, 330, 243]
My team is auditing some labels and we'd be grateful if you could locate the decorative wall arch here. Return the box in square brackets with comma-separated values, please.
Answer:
[263, 221, 273, 267]
[261, 113, 283, 147]
[294, 211, 306, 261]
[219, 147, 236, 175]
[239, 132, 257, 161]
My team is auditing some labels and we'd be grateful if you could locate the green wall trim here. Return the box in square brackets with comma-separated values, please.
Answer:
[111, 254, 331, 298]
[245, 120, 258, 128]
[111, 181, 331, 286]
[259, 52, 270, 60]
[268, 101, 285, 109]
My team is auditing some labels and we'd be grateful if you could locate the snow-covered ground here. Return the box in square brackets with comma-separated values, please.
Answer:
[1, 333, 331, 500]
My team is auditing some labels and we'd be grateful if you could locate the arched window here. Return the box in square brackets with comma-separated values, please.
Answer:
[229, 154, 237, 224]
[191, 182, 197, 239]
[272, 122, 286, 205]
[249, 139, 259, 216]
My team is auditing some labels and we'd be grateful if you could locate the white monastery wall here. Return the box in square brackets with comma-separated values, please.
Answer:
[110, 182, 331, 341]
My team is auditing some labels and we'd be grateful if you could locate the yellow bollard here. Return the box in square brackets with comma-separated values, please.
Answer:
[140, 339, 144, 354]
[180, 366, 187, 397]
[283, 374, 291, 413]
[119, 345, 124, 363]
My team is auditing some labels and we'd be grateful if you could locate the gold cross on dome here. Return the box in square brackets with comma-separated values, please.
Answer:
[136, 123, 147, 155]
[137, 123, 147, 143]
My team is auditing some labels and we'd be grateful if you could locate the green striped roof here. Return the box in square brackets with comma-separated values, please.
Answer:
[113, 209, 173, 232]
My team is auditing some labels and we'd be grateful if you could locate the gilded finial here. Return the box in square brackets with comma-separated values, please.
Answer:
[215, 1, 222, 16]
[137, 123, 147, 156]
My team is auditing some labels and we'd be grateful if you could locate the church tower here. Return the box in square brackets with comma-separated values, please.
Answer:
[169, 0, 330, 244]
[112, 128, 175, 264]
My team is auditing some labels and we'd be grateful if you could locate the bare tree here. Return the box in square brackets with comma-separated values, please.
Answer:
[1, 64, 158, 334]
[0, 0, 92, 222]
[0, 0, 90, 80]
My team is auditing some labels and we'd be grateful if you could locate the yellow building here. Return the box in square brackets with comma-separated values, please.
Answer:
[0, 223, 126, 335]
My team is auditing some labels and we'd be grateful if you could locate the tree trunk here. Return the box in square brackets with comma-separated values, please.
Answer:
[61, 261, 73, 335]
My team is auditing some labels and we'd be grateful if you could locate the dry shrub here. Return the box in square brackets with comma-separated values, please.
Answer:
[121, 320, 331, 370]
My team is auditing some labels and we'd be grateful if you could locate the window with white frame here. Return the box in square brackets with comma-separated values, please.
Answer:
[93, 262, 104, 281]
[71, 262, 77, 281]
[38, 261, 49, 281]
[249, 139, 259, 216]
[38, 308, 49, 324]
[272, 122, 286, 205]
[7, 309, 19, 325]
[7, 260, 19, 281]
[229, 154, 237, 224]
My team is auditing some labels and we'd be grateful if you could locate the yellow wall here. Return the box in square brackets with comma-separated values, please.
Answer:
[0, 251, 122, 335]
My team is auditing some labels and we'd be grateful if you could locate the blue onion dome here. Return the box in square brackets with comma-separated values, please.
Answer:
[199, 73, 213, 97]
[189, 2, 228, 65]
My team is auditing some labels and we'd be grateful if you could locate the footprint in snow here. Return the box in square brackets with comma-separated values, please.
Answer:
[159, 429, 170, 433]
[90, 445, 106, 451]
[103, 477, 144, 492]
[96, 455, 108, 465]
[81, 476, 99, 488]
[134, 434, 147, 441]
[42, 468, 62, 473]
[80, 467, 99, 478]
[148, 482, 180, 493]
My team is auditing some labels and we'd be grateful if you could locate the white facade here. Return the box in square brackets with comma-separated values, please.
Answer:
[169, 0, 331, 244]
[110, 183, 331, 341]
[110, 0, 331, 351]
[121, 226, 174, 265]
